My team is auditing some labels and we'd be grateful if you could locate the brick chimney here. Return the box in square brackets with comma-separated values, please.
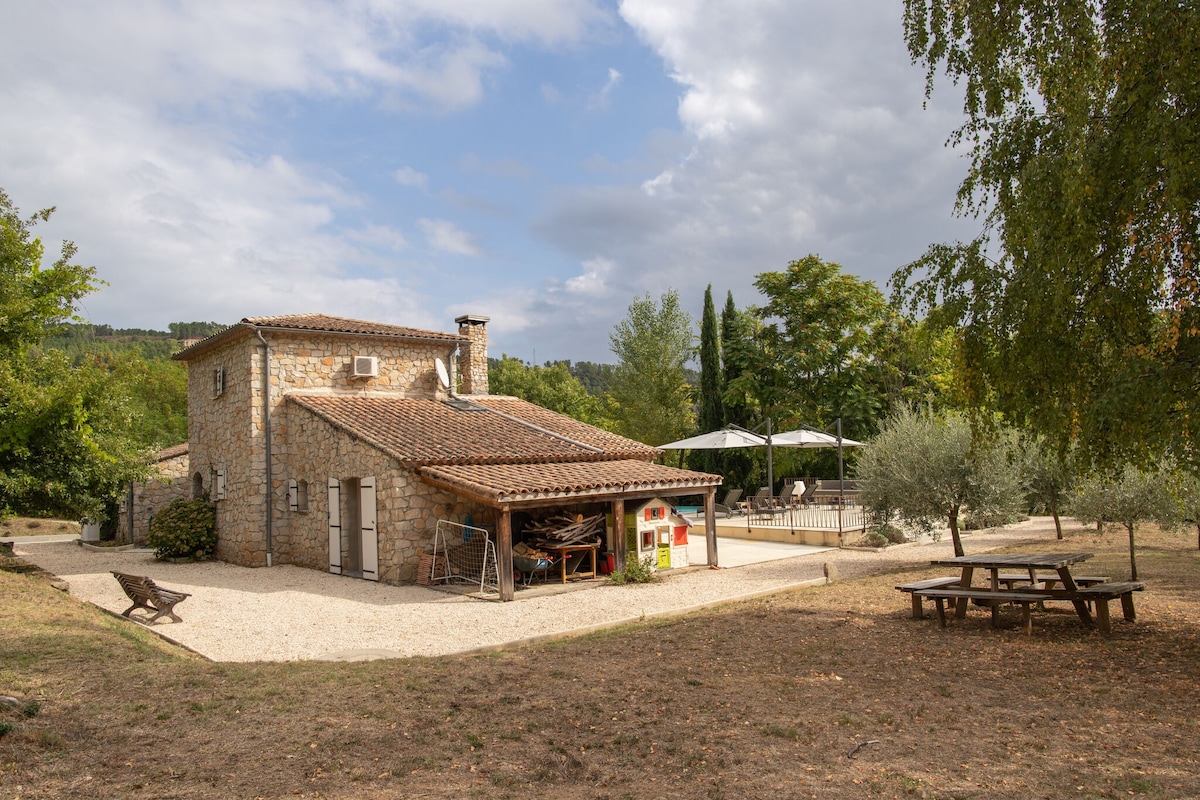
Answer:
[455, 314, 490, 395]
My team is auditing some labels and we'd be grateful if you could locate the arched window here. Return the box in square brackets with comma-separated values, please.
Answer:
[192, 472, 204, 499]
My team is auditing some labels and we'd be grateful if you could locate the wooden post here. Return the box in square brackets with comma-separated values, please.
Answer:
[704, 486, 718, 568]
[612, 497, 626, 572]
[498, 508, 514, 602]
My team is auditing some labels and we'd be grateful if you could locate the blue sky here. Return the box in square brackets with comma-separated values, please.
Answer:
[0, 0, 974, 363]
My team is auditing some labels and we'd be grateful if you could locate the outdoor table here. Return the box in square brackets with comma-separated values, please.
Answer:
[929, 552, 1096, 627]
[541, 542, 600, 583]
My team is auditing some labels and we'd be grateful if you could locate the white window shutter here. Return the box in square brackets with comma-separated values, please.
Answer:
[327, 478, 342, 575]
[360, 477, 378, 581]
[215, 469, 226, 500]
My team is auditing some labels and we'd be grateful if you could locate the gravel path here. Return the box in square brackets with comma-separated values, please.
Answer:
[13, 518, 1065, 662]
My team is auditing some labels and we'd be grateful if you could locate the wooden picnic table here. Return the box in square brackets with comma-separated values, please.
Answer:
[929, 552, 1098, 628]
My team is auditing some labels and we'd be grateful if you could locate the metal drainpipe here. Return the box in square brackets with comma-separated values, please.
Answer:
[255, 329, 274, 567]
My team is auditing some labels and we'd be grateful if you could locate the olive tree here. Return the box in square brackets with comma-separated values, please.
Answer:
[1072, 463, 1178, 580]
[1021, 437, 1077, 540]
[857, 406, 1022, 557]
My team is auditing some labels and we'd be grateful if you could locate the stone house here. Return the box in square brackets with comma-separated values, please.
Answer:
[117, 443, 191, 545]
[173, 313, 721, 600]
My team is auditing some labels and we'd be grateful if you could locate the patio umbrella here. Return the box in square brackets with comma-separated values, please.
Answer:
[770, 429, 864, 448]
[657, 428, 769, 450]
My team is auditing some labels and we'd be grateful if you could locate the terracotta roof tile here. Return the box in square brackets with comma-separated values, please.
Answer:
[288, 395, 660, 466]
[174, 314, 462, 360]
[418, 460, 722, 504]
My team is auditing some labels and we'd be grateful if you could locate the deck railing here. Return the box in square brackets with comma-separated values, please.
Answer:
[748, 498, 866, 531]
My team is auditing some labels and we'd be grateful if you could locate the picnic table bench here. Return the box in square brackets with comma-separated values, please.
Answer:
[917, 587, 1049, 635]
[1076, 581, 1145, 633]
[111, 571, 191, 624]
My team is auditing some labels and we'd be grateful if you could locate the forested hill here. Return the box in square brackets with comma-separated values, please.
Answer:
[44, 321, 226, 361]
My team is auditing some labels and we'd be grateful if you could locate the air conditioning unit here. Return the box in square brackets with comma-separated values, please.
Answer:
[352, 356, 378, 378]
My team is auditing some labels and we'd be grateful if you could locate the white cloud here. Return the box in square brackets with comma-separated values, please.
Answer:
[419, 218, 481, 256]
[0, 0, 610, 334]
[588, 67, 623, 109]
[393, 167, 429, 191]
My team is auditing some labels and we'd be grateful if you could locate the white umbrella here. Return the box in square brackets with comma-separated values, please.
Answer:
[771, 429, 864, 448]
[658, 428, 768, 450]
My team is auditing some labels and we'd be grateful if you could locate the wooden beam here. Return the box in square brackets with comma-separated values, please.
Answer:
[704, 486, 718, 568]
[612, 496, 626, 573]
[497, 508, 514, 601]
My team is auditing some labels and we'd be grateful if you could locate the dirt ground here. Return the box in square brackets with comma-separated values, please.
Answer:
[2, 521, 1198, 799]
[0, 517, 80, 537]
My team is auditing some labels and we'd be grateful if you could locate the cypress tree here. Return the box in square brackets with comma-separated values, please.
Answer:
[698, 285, 724, 474]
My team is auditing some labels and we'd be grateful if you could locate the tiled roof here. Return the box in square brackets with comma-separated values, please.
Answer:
[418, 460, 722, 504]
[174, 314, 462, 360]
[154, 443, 189, 462]
[288, 395, 660, 466]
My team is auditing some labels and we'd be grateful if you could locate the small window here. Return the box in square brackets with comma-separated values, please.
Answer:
[288, 479, 310, 512]
[215, 469, 227, 501]
[212, 366, 225, 398]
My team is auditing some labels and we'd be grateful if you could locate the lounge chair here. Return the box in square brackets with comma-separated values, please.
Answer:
[714, 488, 743, 518]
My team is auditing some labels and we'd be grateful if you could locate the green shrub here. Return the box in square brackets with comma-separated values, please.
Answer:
[607, 554, 658, 585]
[878, 524, 907, 544]
[860, 531, 889, 548]
[147, 498, 216, 560]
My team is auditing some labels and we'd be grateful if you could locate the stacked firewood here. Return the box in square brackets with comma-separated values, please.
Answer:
[525, 512, 605, 546]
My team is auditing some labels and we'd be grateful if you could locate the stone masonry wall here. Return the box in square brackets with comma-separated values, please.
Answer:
[184, 325, 464, 571]
[186, 336, 263, 566]
[117, 453, 191, 545]
[277, 401, 495, 583]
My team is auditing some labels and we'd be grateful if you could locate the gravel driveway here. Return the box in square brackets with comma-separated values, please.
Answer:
[12, 519, 1062, 662]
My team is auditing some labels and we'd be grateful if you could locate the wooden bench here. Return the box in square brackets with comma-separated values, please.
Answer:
[896, 577, 964, 619]
[111, 571, 191, 624]
[1076, 581, 1145, 633]
[915, 588, 1049, 635]
[996, 573, 1108, 589]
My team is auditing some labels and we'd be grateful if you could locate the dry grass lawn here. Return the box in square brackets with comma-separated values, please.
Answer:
[0, 518, 80, 537]
[1, 523, 1198, 799]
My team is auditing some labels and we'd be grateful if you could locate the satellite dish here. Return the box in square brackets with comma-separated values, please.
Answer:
[435, 358, 450, 390]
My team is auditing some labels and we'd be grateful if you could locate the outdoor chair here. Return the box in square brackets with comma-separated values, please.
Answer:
[715, 488, 743, 518]
[747, 487, 780, 520]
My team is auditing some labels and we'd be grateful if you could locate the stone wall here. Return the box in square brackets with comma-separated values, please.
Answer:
[277, 401, 495, 583]
[183, 324, 467, 573]
[185, 335, 263, 565]
[455, 315, 489, 395]
[117, 452, 191, 545]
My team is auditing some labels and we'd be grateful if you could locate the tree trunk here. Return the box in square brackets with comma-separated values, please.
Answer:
[948, 507, 964, 557]
[1126, 522, 1138, 581]
[1050, 498, 1063, 539]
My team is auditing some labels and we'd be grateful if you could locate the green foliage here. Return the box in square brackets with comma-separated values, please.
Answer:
[608, 290, 695, 446]
[0, 190, 99, 357]
[1020, 437, 1078, 540]
[1168, 467, 1200, 548]
[751, 255, 891, 441]
[0, 349, 150, 519]
[0, 189, 154, 520]
[147, 497, 217, 560]
[487, 356, 608, 428]
[697, 285, 724, 474]
[856, 406, 1023, 557]
[607, 554, 658, 585]
[1073, 462, 1178, 580]
[897, 0, 1200, 467]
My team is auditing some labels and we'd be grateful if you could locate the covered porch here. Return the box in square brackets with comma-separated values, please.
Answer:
[418, 459, 724, 600]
